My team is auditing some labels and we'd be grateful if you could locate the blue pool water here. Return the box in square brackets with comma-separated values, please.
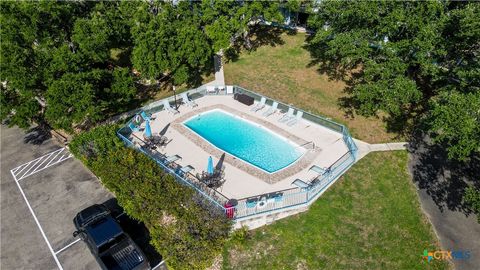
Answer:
[184, 109, 304, 173]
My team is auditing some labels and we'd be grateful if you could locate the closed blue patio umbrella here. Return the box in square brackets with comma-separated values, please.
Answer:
[207, 156, 214, 175]
[144, 120, 152, 138]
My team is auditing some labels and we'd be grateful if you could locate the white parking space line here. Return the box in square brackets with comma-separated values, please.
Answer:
[10, 148, 158, 269]
[10, 169, 64, 270]
[11, 156, 43, 175]
[9, 148, 77, 270]
[151, 261, 166, 270]
[54, 238, 81, 255]
[12, 148, 73, 181]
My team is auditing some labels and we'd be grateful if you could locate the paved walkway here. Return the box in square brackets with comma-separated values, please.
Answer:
[353, 139, 408, 160]
[205, 53, 225, 86]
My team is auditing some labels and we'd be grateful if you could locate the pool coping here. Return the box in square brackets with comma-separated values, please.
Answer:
[172, 104, 320, 184]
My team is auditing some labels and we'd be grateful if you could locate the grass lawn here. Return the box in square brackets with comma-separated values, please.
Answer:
[222, 152, 449, 270]
[224, 32, 397, 143]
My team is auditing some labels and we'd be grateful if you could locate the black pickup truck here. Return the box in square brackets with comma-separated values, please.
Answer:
[73, 204, 149, 270]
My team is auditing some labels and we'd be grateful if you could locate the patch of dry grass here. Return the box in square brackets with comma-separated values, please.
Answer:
[224, 32, 398, 143]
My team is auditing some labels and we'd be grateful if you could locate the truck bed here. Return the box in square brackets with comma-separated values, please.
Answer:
[101, 238, 145, 270]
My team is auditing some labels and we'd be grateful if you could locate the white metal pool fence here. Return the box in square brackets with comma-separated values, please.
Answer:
[117, 85, 358, 220]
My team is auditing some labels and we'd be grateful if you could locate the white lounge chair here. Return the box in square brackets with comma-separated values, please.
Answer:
[179, 165, 195, 177]
[165, 154, 182, 164]
[279, 107, 294, 122]
[287, 111, 303, 126]
[309, 165, 327, 175]
[226, 86, 234, 95]
[251, 97, 266, 112]
[292, 179, 309, 188]
[181, 93, 197, 108]
[163, 100, 179, 114]
[262, 102, 278, 117]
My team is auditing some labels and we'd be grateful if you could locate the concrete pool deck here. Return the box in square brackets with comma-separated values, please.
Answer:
[130, 95, 349, 199]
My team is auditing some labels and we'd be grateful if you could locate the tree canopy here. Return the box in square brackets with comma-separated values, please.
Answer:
[308, 1, 480, 160]
[1, 0, 281, 132]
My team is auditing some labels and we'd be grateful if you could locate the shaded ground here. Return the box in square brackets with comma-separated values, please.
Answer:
[224, 30, 397, 143]
[409, 134, 480, 270]
[106, 46, 215, 117]
[222, 152, 448, 270]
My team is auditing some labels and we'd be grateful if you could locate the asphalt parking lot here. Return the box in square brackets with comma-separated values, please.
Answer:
[1, 126, 164, 270]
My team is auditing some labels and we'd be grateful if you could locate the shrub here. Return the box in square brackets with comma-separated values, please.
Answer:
[464, 187, 480, 222]
[70, 125, 232, 269]
[229, 226, 249, 245]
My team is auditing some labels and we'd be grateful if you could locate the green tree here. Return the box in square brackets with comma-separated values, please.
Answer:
[131, 2, 211, 85]
[200, 0, 282, 52]
[72, 17, 112, 64]
[308, 1, 480, 160]
[45, 70, 106, 131]
[428, 92, 480, 160]
[0, 1, 93, 128]
[464, 186, 480, 222]
[1, 1, 139, 131]
[107, 67, 137, 111]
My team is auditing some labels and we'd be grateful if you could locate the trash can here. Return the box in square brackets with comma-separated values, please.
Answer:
[224, 199, 238, 219]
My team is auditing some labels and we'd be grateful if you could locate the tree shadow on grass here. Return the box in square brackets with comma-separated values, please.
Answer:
[124, 57, 214, 114]
[408, 132, 480, 215]
[303, 34, 352, 82]
[225, 25, 295, 63]
[302, 33, 364, 122]
[303, 34, 416, 138]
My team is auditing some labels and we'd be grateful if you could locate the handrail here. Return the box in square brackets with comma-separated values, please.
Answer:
[235, 186, 300, 201]
[117, 127, 230, 206]
[233, 85, 346, 133]
[116, 85, 358, 221]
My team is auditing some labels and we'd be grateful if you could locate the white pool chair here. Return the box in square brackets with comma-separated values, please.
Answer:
[179, 165, 195, 176]
[163, 100, 179, 114]
[262, 102, 278, 117]
[181, 93, 197, 108]
[309, 165, 327, 175]
[292, 179, 309, 188]
[226, 86, 234, 95]
[279, 107, 295, 122]
[165, 154, 182, 164]
[287, 111, 303, 126]
[251, 97, 267, 112]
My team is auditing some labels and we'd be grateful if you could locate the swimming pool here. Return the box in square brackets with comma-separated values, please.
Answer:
[183, 109, 305, 173]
